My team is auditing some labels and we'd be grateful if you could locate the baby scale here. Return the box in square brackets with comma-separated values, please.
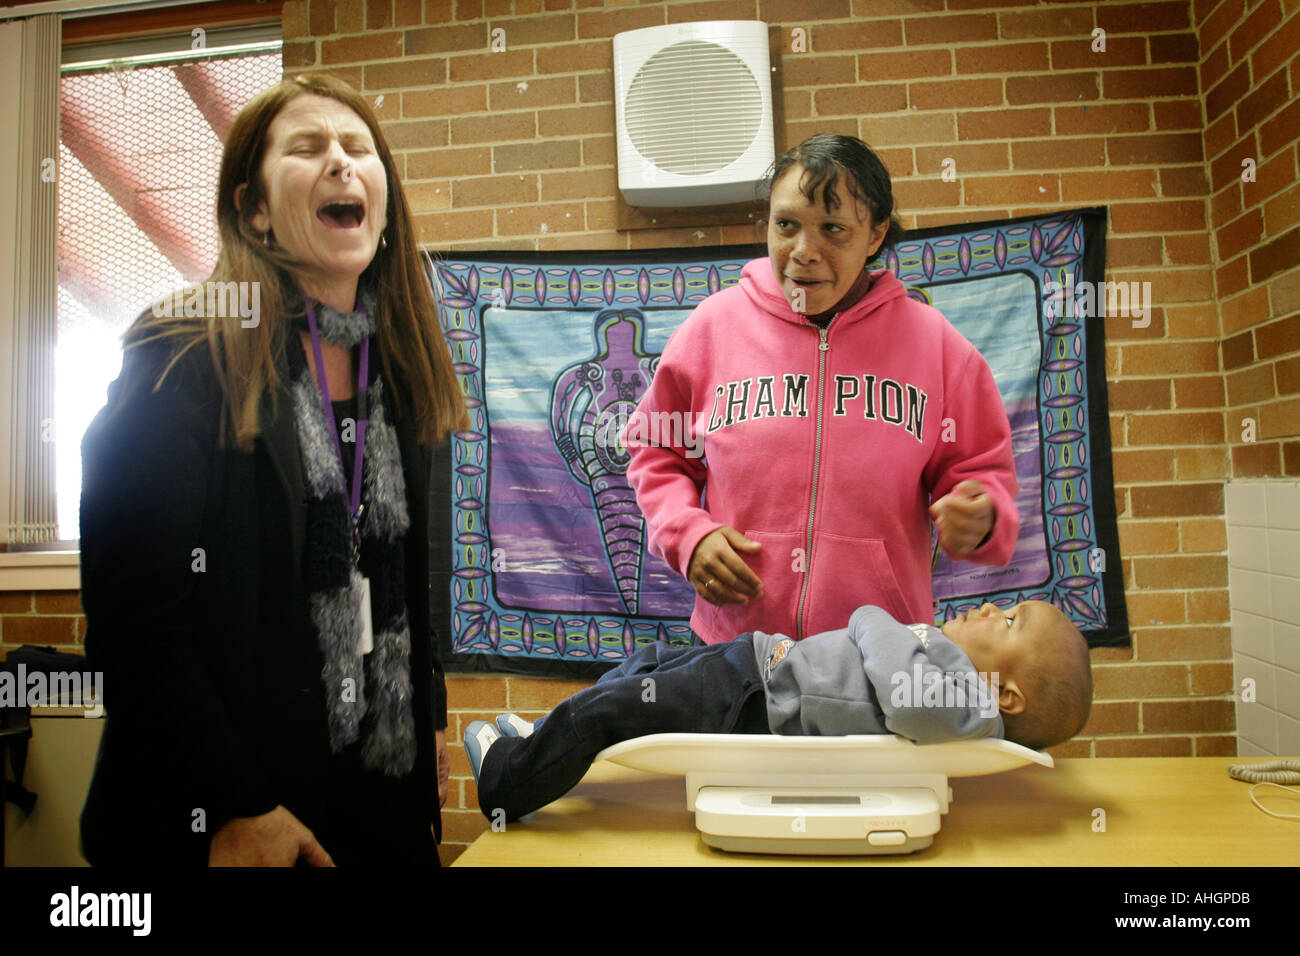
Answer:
[596, 733, 1052, 855]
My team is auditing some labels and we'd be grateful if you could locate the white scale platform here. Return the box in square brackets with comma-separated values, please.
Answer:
[595, 733, 1052, 855]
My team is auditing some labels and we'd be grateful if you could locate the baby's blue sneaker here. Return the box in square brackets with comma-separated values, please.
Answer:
[495, 713, 535, 738]
[464, 720, 501, 784]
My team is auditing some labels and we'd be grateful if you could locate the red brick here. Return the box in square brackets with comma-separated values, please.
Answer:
[1263, 182, 1300, 236]
[484, 13, 577, 46]
[0, 593, 33, 613]
[1051, 36, 1146, 70]
[1149, 32, 1200, 63]
[1160, 166, 1207, 197]
[1134, 625, 1231, 661]
[816, 85, 906, 116]
[1237, 68, 1292, 140]
[1251, 227, 1300, 283]
[1228, 0, 1283, 63]
[914, 143, 1009, 175]
[1252, 8, 1300, 79]
[909, 78, 1003, 110]
[1110, 199, 1205, 232]
[407, 146, 491, 178]
[1204, 110, 1237, 161]
[1275, 354, 1300, 394]
[1132, 554, 1228, 588]
[962, 173, 1058, 205]
[1055, 103, 1149, 135]
[1012, 138, 1106, 169]
[1106, 234, 1164, 265]
[1127, 415, 1225, 448]
[1108, 133, 1203, 166]
[33, 591, 82, 614]
[1095, 736, 1194, 756]
[494, 139, 581, 172]
[1210, 130, 1259, 193]
[1101, 67, 1198, 99]
[999, 6, 1095, 39]
[783, 55, 857, 88]
[365, 57, 447, 91]
[1212, 182, 1243, 230]
[487, 76, 575, 111]
[320, 30, 404, 64]
[957, 107, 1051, 141]
[903, 13, 997, 44]
[955, 42, 1046, 75]
[857, 49, 952, 82]
[1200, 0, 1247, 53]
[1200, 36, 1231, 93]
[860, 112, 955, 147]
[811, 20, 905, 52]
[576, 5, 663, 38]
[1143, 699, 1234, 733]
[1153, 99, 1202, 131]
[535, 40, 609, 74]
[454, 174, 539, 208]
[1232, 441, 1282, 476]
[1226, 364, 1276, 405]
[1206, 60, 1251, 123]
[1218, 208, 1264, 261]
[1222, 329, 1256, 370]
[1096, 1, 1191, 33]
[667, 1, 770, 25]
[1110, 379, 1172, 410]
[1121, 341, 1219, 374]
[1257, 314, 1300, 360]
[1006, 72, 1099, 105]
[761, 0, 852, 22]
[2, 616, 77, 644]
[448, 49, 536, 82]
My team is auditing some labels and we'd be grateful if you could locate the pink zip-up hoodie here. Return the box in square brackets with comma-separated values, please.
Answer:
[625, 257, 1019, 644]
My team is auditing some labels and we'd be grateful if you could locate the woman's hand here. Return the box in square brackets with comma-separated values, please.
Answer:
[688, 527, 764, 605]
[436, 729, 449, 808]
[929, 480, 996, 558]
[208, 805, 333, 867]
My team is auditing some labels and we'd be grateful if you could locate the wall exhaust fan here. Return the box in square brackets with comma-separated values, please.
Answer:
[613, 21, 775, 207]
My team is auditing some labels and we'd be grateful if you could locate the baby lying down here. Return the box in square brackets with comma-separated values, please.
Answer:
[467, 602, 1093, 824]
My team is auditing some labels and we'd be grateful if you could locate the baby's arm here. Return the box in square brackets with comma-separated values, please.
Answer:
[849, 607, 1003, 744]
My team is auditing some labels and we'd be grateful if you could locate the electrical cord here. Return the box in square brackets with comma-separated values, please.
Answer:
[1227, 759, 1300, 820]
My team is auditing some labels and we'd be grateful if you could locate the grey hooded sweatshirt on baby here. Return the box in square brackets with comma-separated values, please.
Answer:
[749, 605, 1004, 742]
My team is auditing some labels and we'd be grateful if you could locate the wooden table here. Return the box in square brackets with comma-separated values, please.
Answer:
[454, 756, 1298, 866]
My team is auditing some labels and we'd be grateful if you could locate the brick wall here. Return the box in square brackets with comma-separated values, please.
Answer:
[4, 0, 1297, 863]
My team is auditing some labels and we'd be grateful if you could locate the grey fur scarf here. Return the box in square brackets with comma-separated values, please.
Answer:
[288, 294, 416, 776]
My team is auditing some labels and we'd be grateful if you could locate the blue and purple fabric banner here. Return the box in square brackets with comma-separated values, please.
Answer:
[430, 207, 1127, 676]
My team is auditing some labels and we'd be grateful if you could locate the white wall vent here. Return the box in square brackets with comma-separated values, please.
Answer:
[613, 21, 774, 207]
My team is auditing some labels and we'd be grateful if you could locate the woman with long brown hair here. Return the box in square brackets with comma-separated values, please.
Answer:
[78, 74, 466, 866]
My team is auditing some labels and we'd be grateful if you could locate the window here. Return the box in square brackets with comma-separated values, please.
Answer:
[51, 29, 281, 542]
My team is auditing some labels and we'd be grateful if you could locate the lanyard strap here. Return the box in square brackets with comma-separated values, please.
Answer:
[303, 296, 370, 555]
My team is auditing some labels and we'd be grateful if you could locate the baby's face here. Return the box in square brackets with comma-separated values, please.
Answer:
[939, 600, 1063, 678]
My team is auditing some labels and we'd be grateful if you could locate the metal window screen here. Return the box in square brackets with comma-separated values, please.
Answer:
[56, 52, 281, 540]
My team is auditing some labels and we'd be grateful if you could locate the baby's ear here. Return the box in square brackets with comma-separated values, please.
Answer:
[998, 679, 1027, 716]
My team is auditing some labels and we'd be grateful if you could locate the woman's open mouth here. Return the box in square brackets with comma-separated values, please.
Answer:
[316, 199, 366, 230]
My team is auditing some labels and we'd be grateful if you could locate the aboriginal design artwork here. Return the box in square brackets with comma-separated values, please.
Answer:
[433, 208, 1127, 673]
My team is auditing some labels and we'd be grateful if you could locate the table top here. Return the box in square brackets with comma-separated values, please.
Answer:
[454, 756, 1299, 866]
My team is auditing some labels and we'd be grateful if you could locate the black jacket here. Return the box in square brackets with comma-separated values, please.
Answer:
[78, 332, 447, 865]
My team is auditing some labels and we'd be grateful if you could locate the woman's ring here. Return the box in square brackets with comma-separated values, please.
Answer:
[704, 578, 714, 591]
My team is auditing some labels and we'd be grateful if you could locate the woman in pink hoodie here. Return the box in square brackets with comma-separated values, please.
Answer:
[625, 134, 1019, 645]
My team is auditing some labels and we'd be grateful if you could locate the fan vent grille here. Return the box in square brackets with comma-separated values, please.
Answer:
[625, 39, 762, 176]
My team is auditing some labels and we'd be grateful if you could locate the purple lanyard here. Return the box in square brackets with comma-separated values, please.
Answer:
[303, 296, 370, 559]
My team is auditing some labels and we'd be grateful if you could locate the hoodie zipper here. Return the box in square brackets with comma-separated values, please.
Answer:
[794, 322, 831, 640]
